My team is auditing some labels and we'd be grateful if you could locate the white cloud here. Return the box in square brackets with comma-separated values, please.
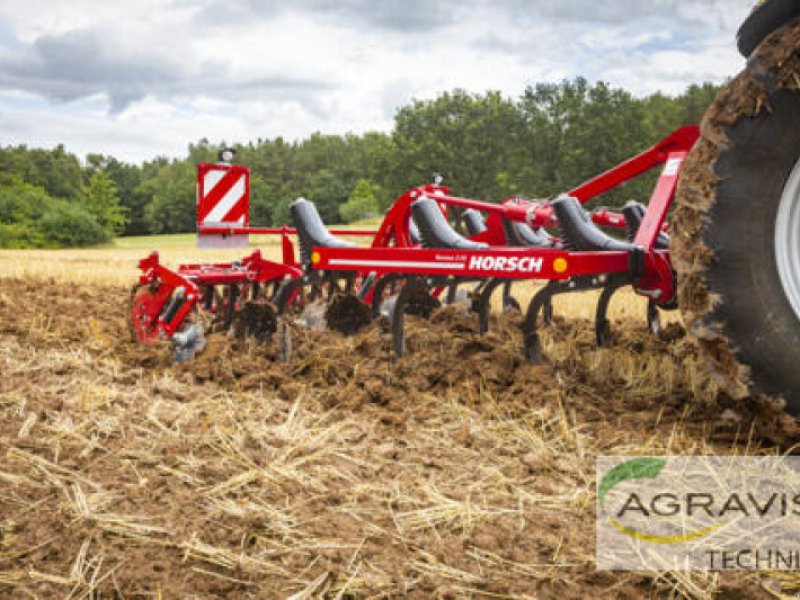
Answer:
[0, 0, 755, 162]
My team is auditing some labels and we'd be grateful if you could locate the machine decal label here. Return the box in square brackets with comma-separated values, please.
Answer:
[467, 255, 544, 273]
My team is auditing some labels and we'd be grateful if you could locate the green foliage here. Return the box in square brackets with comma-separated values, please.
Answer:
[304, 169, 350, 224]
[0, 78, 724, 247]
[142, 161, 196, 234]
[89, 155, 148, 235]
[0, 144, 83, 199]
[0, 223, 43, 249]
[518, 78, 651, 204]
[0, 181, 50, 224]
[82, 171, 126, 235]
[390, 90, 527, 200]
[38, 202, 109, 247]
[0, 181, 110, 248]
[340, 179, 380, 222]
[249, 174, 276, 227]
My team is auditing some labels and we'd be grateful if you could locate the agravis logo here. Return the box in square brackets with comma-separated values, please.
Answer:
[597, 456, 800, 571]
[598, 458, 720, 544]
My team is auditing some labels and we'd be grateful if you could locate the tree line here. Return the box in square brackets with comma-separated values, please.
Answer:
[0, 78, 720, 248]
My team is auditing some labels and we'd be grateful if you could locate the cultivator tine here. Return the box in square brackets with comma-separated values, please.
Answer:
[371, 274, 402, 317]
[273, 276, 305, 314]
[269, 279, 280, 300]
[445, 278, 459, 304]
[473, 280, 489, 296]
[344, 273, 356, 294]
[542, 298, 554, 326]
[478, 279, 504, 335]
[501, 281, 520, 312]
[316, 274, 332, 300]
[524, 274, 631, 363]
[358, 273, 377, 301]
[277, 318, 292, 363]
[203, 285, 214, 310]
[647, 301, 661, 337]
[392, 277, 422, 357]
[523, 281, 559, 364]
[307, 278, 322, 302]
[223, 285, 239, 329]
[594, 284, 624, 347]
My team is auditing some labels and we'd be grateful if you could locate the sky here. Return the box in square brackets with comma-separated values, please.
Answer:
[0, 0, 755, 163]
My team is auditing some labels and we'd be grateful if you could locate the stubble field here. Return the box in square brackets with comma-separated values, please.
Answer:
[0, 236, 798, 598]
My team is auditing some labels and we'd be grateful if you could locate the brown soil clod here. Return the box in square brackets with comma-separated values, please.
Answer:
[325, 292, 373, 335]
[405, 288, 442, 319]
[229, 301, 277, 342]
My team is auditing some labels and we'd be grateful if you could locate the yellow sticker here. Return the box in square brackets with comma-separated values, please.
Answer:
[311, 251, 321, 264]
[553, 257, 568, 274]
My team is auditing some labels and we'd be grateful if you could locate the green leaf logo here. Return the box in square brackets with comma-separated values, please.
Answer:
[599, 457, 720, 544]
[599, 457, 666, 512]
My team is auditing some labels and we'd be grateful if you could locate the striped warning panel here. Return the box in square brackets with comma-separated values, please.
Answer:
[196, 163, 250, 228]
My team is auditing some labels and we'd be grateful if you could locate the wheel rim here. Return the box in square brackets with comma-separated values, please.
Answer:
[775, 156, 800, 323]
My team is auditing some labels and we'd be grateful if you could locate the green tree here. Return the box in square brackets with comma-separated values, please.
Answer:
[340, 179, 380, 222]
[142, 161, 196, 234]
[38, 203, 109, 247]
[518, 78, 651, 205]
[87, 155, 148, 235]
[249, 174, 278, 226]
[0, 181, 111, 248]
[82, 171, 127, 235]
[389, 90, 527, 200]
[303, 169, 350, 224]
[0, 182, 51, 248]
[0, 144, 83, 199]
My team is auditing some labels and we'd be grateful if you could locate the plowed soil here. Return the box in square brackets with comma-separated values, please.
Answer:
[1, 277, 797, 598]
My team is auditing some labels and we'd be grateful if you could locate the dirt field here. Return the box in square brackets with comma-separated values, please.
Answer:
[1, 245, 799, 598]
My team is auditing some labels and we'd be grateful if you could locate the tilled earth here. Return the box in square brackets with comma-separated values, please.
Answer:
[1, 277, 798, 598]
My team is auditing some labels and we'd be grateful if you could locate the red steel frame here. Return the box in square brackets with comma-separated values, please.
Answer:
[135, 126, 699, 344]
[312, 126, 698, 304]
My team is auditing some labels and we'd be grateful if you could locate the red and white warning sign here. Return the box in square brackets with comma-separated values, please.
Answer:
[196, 162, 250, 228]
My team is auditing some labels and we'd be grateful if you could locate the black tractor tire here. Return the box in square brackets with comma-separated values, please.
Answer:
[737, 0, 800, 57]
[674, 18, 800, 412]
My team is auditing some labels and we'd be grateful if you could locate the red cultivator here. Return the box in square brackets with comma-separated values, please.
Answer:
[130, 2, 800, 417]
[131, 126, 699, 363]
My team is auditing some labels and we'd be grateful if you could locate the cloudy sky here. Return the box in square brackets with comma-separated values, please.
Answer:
[0, 0, 754, 163]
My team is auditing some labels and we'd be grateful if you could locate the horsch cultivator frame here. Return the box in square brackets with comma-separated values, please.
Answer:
[132, 0, 800, 415]
[131, 125, 699, 364]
